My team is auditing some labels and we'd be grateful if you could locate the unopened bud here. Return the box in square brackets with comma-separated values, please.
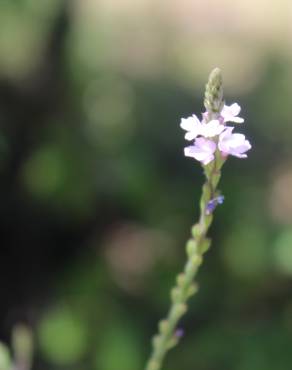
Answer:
[204, 68, 224, 116]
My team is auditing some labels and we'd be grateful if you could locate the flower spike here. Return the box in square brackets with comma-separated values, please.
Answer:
[145, 68, 252, 370]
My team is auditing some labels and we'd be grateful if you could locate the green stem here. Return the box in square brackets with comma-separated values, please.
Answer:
[145, 153, 224, 370]
[145, 67, 225, 370]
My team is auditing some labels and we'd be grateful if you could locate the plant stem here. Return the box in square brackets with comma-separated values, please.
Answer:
[145, 153, 225, 370]
[145, 68, 225, 370]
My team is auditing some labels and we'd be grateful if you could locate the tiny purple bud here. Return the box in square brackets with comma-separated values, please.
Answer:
[217, 195, 224, 204]
[206, 195, 224, 214]
[206, 199, 217, 214]
[175, 328, 184, 338]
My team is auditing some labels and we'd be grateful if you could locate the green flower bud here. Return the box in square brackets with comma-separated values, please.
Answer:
[171, 287, 180, 302]
[204, 68, 224, 116]
[173, 303, 187, 318]
[176, 273, 186, 287]
[159, 320, 169, 334]
[191, 224, 201, 239]
[186, 240, 197, 256]
[191, 255, 203, 267]
[198, 238, 211, 254]
[186, 282, 199, 298]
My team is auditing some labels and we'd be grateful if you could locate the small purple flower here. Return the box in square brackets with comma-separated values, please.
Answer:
[180, 115, 225, 141]
[206, 195, 225, 214]
[200, 120, 225, 138]
[220, 103, 244, 124]
[175, 328, 184, 338]
[180, 101, 251, 165]
[218, 127, 251, 158]
[184, 137, 216, 165]
[180, 114, 202, 141]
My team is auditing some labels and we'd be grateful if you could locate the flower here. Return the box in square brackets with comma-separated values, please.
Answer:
[218, 127, 251, 158]
[220, 103, 244, 124]
[180, 115, 202, 141]
[174, 328, 184, 338]
[184, 137, 216, 165]
[180, 100, 251, 165]
[200, 120, 225, 138]
[180, 115, 224, 141]
[206, 195, 225, 214]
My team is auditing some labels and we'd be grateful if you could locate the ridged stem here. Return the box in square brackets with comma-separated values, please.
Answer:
[145, 153, 224, 370]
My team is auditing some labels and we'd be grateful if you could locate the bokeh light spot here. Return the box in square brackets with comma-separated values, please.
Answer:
[273, 229, 292, 275]
[38, 306, 88, 365]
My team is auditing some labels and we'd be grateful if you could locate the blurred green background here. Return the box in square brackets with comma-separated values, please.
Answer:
[1, 0, 292, 369]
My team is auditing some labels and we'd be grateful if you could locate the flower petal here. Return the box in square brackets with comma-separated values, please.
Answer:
[180, 115, 202, 140]
[229, 103, 241, 116]
[184, 138, 216, 165]
[180, 115, 200, 131]
[185, 131, 198, 141]
[201, 120, 225, 137]
[218, 129, 251, 158]
[221, 103, 244, 124]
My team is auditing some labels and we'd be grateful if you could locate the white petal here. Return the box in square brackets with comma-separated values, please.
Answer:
[201, 153, 215, 164]
[180, 117, 194, 131]
[218, 127, 234, 141]
[185, 131, 198, 141]
[186, 149, 214, 163]
[184, 146, 209, 161]
[218, 130, 251, 158]
[233, 153, 247, 158]
[184, 138, 216, 164]
[180, 115, 200, 131]
[228, 116, 244, 123]
[229, 103, 241, 116]
[201, 120, 225, 137]
[195, 137, 217, 152]
[184, 146, 194, 157]
[221, 103, 244, 124]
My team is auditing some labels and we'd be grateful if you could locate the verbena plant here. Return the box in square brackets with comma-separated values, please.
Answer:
[0, 69, 251, 370]
[145, 68, 251, 370]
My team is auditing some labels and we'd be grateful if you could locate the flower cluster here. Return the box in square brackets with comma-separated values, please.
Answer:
[180, 103, 251, 165]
